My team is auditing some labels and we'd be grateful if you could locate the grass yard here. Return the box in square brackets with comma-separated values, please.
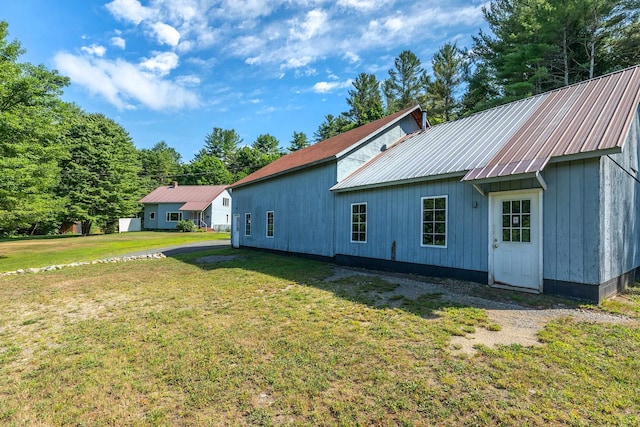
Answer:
[0, 231, 228, 272]
[0, 249, 639, 426]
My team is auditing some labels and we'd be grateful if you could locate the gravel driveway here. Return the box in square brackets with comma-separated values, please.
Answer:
[323, 266, 634, 354]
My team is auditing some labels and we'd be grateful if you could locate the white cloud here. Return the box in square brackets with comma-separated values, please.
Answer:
[110, 37, 126, 49]
[336, 0, 392, 11]
[289, 9, 328, 41]
[139, 52, 180, 76]
[54, 52, 199, 111]
[344, 51, 360, 63]
[81, 44, 107, 57]
[105, 0, 153, 25]
[151, 22, 181, 46]
[175, 75, 201, 86]
[312, 79, 352, 94]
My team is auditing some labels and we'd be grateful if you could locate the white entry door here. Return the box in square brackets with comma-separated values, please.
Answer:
[232, 214, 240, 248]
[489, 189, 542, 291]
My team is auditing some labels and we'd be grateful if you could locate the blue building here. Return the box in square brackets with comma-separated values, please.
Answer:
[230, 66, 640, 302]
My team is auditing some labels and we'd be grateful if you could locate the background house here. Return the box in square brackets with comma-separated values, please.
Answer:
[140, 183, 231, 231]
[230, 66, 640, 302]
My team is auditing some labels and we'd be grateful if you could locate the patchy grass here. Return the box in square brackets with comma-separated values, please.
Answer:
[600, 284, 640, 320]
[0, 251, 638, 425]
[0, 231, 228, 272]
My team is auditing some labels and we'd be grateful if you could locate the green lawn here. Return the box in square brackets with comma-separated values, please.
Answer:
[0, 231, 229, 272]
[0, 248, 638, 425]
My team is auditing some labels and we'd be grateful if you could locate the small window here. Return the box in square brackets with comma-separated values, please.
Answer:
[266, 211, 274, 238]
[166, 211, 182, 222]
[149, 212, 156, 220]
[222, 197, 230, 207]
[351, 203, 367, 243]
[245, 213, 251, 236]
[501, 199, 531, 243]
[422, 196, 447, 247]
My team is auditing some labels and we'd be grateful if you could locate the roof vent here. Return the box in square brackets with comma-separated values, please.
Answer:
[421, 110, 428, 130]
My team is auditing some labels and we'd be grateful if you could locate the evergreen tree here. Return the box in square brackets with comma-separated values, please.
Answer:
[313, 113, 353, 142]
[288, 131, 309, 152]
[252, 133, 281, 156]
[382, 50, 430, 113]
[345, 73, 384, 126]
[201, 127, 242, 166]
[427, 43, 467, 123]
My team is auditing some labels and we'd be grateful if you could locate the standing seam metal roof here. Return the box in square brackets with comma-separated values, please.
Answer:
[331, 94, 545, 191]
[330, 65, 640, 191]
[464, 66, 640, 181]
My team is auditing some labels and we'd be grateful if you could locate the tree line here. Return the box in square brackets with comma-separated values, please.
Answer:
[1, 0, 638, 235]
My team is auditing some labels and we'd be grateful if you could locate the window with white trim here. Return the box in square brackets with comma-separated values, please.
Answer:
[166, 211, 182, 222]
[421, 196, 447, 247]
[149, 212, 156, 220]
[222, 197, 230, 207]
[245, 213, 251, 236]
[266, 211, 274, 238]
[351, 203, 367, 243]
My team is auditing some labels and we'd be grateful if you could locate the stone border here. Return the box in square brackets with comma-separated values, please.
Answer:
[0, 253, 166, 276]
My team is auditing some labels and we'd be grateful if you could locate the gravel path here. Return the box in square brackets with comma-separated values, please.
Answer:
[324, 266, 634, 354]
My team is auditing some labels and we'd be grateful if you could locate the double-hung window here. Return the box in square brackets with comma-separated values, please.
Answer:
[222, 197, 230, 207]
[166, 211, 182, 222]
[266, 211, 274, 238]
[245, 213, 251, 236]
[422, 196, 447, 247]
[351, 203, 367, 243]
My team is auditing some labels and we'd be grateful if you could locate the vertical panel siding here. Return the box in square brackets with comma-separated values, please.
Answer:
[600, 105, 640, 283]
[143, 204, 158, 229]
[543, 160, 600, 284]
[336, 116, 420, 182]
[232, 163, 337, 257]
[335, 178, 489, 272]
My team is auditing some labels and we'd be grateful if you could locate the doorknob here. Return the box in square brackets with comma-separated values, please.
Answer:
[493, 239, 498, 249]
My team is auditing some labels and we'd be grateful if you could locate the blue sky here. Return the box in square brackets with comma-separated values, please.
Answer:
[3, 0, 488, 161]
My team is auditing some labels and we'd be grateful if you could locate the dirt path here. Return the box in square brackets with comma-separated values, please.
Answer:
[324, 266, 633, 354]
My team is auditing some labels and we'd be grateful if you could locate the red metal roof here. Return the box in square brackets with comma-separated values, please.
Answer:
[231, 106, 423, 188]
[139, 185, 227, 205]
[464, 66, 640, 181]
[179, 201, 212, 211]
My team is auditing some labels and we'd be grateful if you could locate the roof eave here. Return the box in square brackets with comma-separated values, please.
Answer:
[331, 171, 466, 193]
[230, 157, 336, 189]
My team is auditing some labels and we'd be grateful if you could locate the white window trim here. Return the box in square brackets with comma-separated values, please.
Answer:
[149, 212, 156, 220]
[245, 213, 251, 236]
[420, 195, 448, 248]
[350, 202, 367, 244]
[166, 211, 183, 222]
[266, 211, 274, 238]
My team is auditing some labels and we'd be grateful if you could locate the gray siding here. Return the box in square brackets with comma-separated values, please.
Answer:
[334, 178, 488, 272]
[600, 105, 640, 283]
[143, 204, 158, 229]
[232, 163, 337, 257]
[336, 115, 419, 182]
[542, 160, 601, 285]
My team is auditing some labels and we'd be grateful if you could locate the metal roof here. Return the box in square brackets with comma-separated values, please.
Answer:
[179, 201, 212, 211]
[139, 185, 227, 205]
[464, 66, 640, 181]
[331, 65, 640, 192]
[230, 106, 422, 189]
[331, 94, 545, 191]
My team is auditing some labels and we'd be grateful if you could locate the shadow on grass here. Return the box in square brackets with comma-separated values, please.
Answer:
[165, 248, 521, 327]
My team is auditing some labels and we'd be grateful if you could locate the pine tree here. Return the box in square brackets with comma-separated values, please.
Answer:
[345, 73, 384, 126]
[382, 50, 430, 113]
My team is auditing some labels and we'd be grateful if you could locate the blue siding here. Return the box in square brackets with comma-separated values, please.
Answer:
[334, 178, 488, 272]
[542, 160, 601, 284]
[599, 105, 640, 283]
[232, 163, 337, 257]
